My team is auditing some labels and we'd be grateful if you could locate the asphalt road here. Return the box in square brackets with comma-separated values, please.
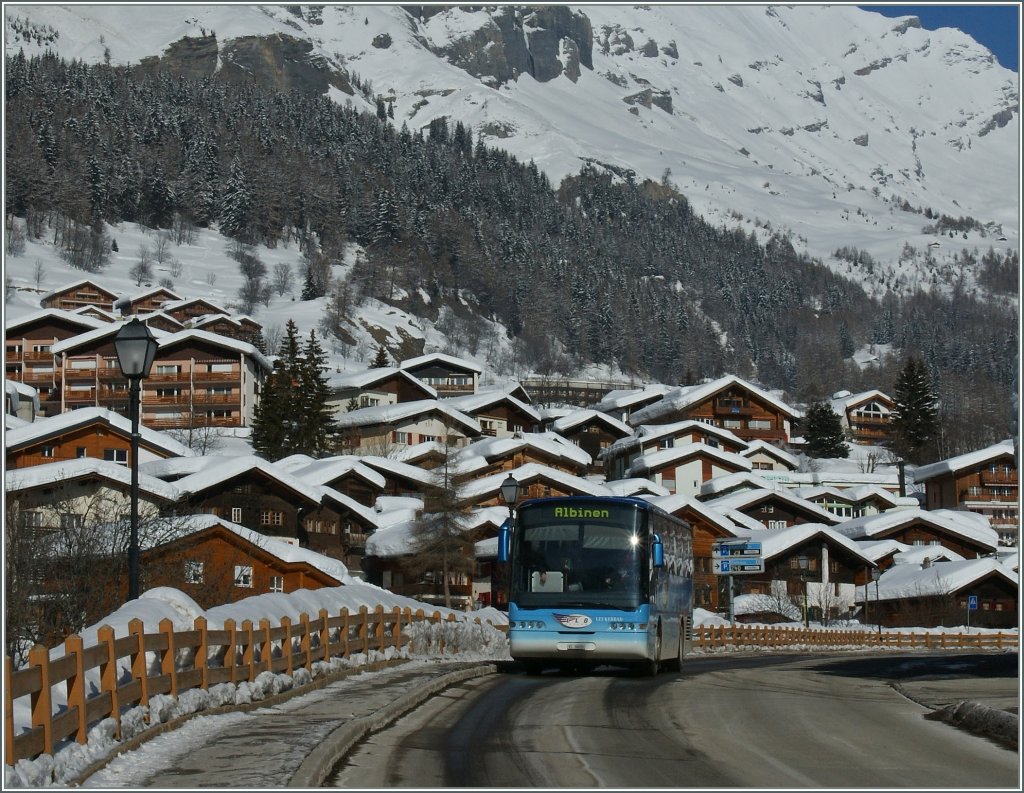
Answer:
[329, 653, 1019, 789]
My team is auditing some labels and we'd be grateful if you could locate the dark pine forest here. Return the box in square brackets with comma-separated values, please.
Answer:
[4, 51, 1018, 458]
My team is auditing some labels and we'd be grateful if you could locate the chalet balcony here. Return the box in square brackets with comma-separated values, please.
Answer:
[23, 370, 58, 384]
[22, 351, 55, 362]
[980, 471, 1017, 486]
[8, 454, 79, 469]
[850, 415, 891, 427]
[63, 389, 98, 402]
[713, 403, 755, 417]
[738, 428, 787, 441]
[192, 370, 241, 382]
[346, 532, 370, 548]
[146, 416, 239, 429]
[959, 491, 1018, 504]
[191, 393, 240, 406]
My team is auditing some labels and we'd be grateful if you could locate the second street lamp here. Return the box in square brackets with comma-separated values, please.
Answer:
[500, 473, 520, 521]
[871, 567, 883, 642]
[114, 318, 159, 602]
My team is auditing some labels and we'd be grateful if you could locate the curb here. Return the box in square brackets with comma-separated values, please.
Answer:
[287, 663, 498, 788]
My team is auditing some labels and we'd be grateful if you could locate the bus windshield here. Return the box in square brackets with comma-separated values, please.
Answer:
[511, 502, 649, 609]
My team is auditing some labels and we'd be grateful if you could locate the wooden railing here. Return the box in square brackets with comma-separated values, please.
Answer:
[4, 605, 500, 767]
[695, 624, 1019, 651]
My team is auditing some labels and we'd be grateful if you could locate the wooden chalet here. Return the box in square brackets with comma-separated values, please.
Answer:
[544, 409, 632, 473]
[442, 389, 542, 439]
[629, 375, 801, 445]
[398, 352, 481, 396]
[4, 406, 192, 470]
[326, 367, 438, 415]
[141, 515, 346, 609]
[830, 508, 999, 560]
[700, 487, 842, 530]
[114, 286, 184, 316]
[627, 442, 754, 497]
[39, 279, 118, 312]
[913, 439, 1018, 547]
[828, 389, 895, 446]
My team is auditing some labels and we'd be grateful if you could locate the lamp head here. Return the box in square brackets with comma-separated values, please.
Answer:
[499, 473, 520, 507]
[114, 318, 158, 379]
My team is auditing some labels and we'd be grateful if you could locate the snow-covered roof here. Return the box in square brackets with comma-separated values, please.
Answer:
[742, 523, 876, 565]
[332, 399, 480, 435]
[5, 457, 181, 502]
[5, 307, 110, 334]
[699, 471, 785, 497]
[739, 440, 800, 469]
[50, 320, 172, 355]
[629, 374, 802, 425]
[161, 297, 230, 314]
[702, 487, 841, 525]
[828, 389, 893, 414]
[460, 463, 612, 503]
[359, 455, 438, 487]
[457, 431, 592, 469]
[628, 441, 753, 476]
[399, 352, 483, 374]
[39, 278, 117, 303]
[113, 285, 184, 306]
[606, 478, 671, 498]
[912, 439, 1017, 483]
[165, 514, 348, 582]
[171, 455, 325, 504]
[325, 366, 438, 398]
[892, 545, 965, 566]
[549, 408, 632, 437]
[607, 419, 747, 457]
[830, 508, 999, 550]
[279, 454, 388, 490]
[4, 406, 194, 457]
[442, 390, 541, 423]
[858, 557, 1017, 603]
[649, 492, 741, 535]
[155, 328, 273, 371]
[792, 484, 907, 508]
[592, 384, 672, 412]
[855, 538, 911, 563]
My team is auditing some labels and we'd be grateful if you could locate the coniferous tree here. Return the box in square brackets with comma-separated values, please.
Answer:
[370, 343, 390, 368]
[250, 320, 302, 460]
[803, 401, 849, 459]
[218, 157, 252, 242]
[891, 356, 939, 464]
[296, 329, 336, 456]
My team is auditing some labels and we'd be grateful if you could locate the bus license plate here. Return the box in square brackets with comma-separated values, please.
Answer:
[557, 642, 595, 651]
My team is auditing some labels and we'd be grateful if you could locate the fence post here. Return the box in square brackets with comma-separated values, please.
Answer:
[63, 634, 88, 746]
[318, 609, 331, 662]
[260, 618, 274, 673]
[300, 613, 312, 672]
[392, 607, 403, 652]
[27, 644, 53, 758]
[223, 619, 237, 686]
[96, 625, 120, 738]
[359, 606, 370, 656]
[280, 616, 293, 676]
[195, 617, 209, 690]
[241, 620, 255, 682]
[160, 619, 177, 698]
[129, 618, 149, 710]
[341, 607, 351, 658]
[374, 605, 386, 651]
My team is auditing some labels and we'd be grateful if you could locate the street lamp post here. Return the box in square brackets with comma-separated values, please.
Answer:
[798, 554, 809, 628]
[114, 318, 159, 602]
[871, 567, 882, 643]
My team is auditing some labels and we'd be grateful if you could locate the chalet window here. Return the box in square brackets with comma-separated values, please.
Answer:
[260, 510, 284, 526]
[155, 388, 181, 397]
[206, 363, 233, 373]
[41, 446, 55, 458]
[155, 365, 181, 375]
[21, 511, 44, 528]
[103, 448, 128, 465]
[269, 576, 284, 593]
[69, 358, 95, 369]
[76, 447, 88, 458]
[234, 566, 253, 588]
[767, 520, 787, 529]
[762, 505, 774, 514]
[184, 560, 204, 584]
[661, 477, 676, 492]
[231, 507, 242, 522]
[207, 386, 232, 395]
[659, 437, 674, 449]
[60, 513, 83, 529]
[420, 434, 438, 443]
[31, 344, 51, 353]
[206, 410, 231, 419]
[723, 419, 742, 429]
[748, 419, 771, 430]
[753, 462, 772, 470]
[393, 431, 410, 444]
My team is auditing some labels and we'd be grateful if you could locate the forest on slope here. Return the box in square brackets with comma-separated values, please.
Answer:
[3, 52, 1018, 458]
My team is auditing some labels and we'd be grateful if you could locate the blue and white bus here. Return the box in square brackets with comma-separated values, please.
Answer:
[498, 495, 693, 675]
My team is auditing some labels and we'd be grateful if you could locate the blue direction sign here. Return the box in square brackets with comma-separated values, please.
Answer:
[713, 557, 763, 575]
[712, 540, 763, 558]
[968, 594, 978, 610]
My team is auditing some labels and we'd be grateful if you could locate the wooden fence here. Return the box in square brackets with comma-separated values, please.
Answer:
[695, 624, 1019, 651]
[4, 604, 489, 768]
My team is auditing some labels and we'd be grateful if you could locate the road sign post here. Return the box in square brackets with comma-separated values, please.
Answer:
[967, 594, 978, 632]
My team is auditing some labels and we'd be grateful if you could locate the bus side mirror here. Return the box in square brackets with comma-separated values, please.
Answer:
[498, 519, 511, 563]
[652, 537, 665, 568]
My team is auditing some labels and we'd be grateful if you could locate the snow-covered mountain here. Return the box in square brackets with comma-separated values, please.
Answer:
[4, 4, 1019, 298]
